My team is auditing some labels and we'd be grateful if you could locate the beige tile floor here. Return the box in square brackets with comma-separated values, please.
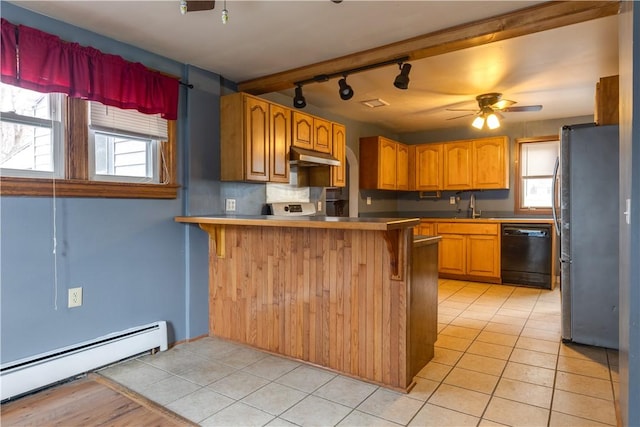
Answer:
[99, 279, 619, 426]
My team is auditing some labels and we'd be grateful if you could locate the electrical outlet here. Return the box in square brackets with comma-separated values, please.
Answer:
[225, 198, 236, 212]
[68, 287, 82, 308]
[317, 201, 322, 211]
[449, 196, 456, 205]
[366, 197, 372, 205]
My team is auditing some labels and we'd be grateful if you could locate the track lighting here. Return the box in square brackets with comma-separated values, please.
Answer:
[292, 56, 410, 108]
[338, 76, 354, 100]
[394, 63, 412, 90]
[293, 85, 306, 109]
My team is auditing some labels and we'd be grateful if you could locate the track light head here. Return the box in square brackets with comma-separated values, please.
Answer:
[394, 63, 411, 90]
[338, 77, 354, 100]
[293, 85, 306, 109]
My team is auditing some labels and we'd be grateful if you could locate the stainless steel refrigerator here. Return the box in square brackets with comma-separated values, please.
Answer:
[554, 123, 619, 349]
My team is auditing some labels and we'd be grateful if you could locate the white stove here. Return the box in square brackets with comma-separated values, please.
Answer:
[268, 202, 317, 216]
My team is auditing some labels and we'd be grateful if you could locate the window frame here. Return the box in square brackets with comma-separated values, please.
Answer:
[0, 97, 178, 199]
[514, 135, 559, 215]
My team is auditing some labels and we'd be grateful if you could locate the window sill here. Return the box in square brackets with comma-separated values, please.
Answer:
[0, 177, 179, 199]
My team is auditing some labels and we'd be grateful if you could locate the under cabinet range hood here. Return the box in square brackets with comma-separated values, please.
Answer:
[289, 146, 341, 167]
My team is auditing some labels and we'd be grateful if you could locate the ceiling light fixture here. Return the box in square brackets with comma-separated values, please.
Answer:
[472, 107, 501, 130]
[292, 56, 410, 109]
[293, 85, 306, 109]
[338, 76, 354, 100]
[221, 0, 229, 23]
[393, 63, 412, 90]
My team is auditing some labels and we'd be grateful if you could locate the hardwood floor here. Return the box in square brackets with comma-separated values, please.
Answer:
[1, 374, 196, 427]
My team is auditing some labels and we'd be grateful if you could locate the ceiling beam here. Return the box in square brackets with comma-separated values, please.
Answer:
[238, 1, 619, 95]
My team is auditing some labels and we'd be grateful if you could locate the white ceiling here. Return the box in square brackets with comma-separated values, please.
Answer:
[10, 1, 619, 133]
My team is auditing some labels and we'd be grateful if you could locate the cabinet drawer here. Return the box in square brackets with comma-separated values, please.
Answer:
[436, 222, 498, 235]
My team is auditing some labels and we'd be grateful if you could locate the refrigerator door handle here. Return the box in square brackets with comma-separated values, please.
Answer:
[552, 156, 561, 236]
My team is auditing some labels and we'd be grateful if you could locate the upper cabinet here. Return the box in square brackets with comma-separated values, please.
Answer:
[269, 103, 292, 183]
[360, 135, 509, 191]
[293, 111, 332, 154]
[413, 143, 443, 191]
[359, 136, 408, 190]
[443, 142, 473, 190]
[472, 136, 509, 189]
[221, 93, 272, 182]
[221, 93, 345, 184]
[331, 123, 347, 187]
[439, 136, 509, 191]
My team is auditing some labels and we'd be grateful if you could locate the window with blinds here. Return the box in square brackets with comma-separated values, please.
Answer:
[516, 138, 559, 213]
[88, 102, 168, 183]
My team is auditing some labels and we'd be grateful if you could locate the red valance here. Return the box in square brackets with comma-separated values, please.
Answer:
[1, 19, 18, 86]
[0, 19, 179, 120]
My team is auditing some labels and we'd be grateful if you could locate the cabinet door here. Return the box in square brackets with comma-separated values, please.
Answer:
[396, 143, 409, 190]
[313, 117, 332, 154]
[417, 221, 435, 236]
[473, 137, 509, 189]
[467, 235, 500, 277]
[438, 234, 466, 275]
[415, 144, 443, 191]
[443, 142, 472, 190]
[244, 96, 270, 182]
[379, 138, 398, 190]
[331, 123, 346, 187]
[270, 104, 291, 183]
[292, 111, 314, 150]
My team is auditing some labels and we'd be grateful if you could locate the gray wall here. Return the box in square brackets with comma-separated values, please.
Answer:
[0, 4, 210, 362]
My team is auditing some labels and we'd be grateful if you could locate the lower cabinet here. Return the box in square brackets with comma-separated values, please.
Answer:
[436, 222, 500, 282]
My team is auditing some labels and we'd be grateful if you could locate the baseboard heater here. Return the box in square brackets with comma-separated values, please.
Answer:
[0, 321, 168, 401]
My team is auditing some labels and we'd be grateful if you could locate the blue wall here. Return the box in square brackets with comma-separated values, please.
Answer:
[0, 3, 213, 362]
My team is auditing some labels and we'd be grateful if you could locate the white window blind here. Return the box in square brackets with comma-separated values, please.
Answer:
[89, 102, 168, 140]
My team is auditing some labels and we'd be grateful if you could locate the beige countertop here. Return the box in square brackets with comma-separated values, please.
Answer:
[175, 215, 420, 231]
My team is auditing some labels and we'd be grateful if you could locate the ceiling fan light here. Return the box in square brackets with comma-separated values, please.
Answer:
[471, 115, 485, 129]
[293, 86, 306, 109]
[338, 77, 354, 100]
[394, 63, 411, 90]
[486, 113, 500, 129]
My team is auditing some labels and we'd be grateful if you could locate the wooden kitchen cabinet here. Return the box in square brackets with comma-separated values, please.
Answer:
[439, 234, 466, 275]
[220, 93, 271, 182]
[292, 111, 332, 154]
[330, 123, 346, 187]
[396, 143, 410, 190]
[359, 136, 409, 190]
[472, 136, 509, 189]
[595, 75, 619, 126]
[443, 142, 473, 190]
[436, 222, 500, 281]
[442, 136, 509, 190]
[414, 143, 444, 191]
[416, 220, 436, 236]
[222, 93, 346, 184]
[269, 103, 292, 183]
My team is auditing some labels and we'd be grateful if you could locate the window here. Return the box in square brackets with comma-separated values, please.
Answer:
[88, 101, 168, 184]
[0, 83, 64, 177]
[515, 136, 560, 214]
[0, 83, 177, 199]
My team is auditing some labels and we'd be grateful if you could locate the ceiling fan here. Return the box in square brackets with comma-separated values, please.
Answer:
[447, 92, 542, 129]
[179, 1, 216, 15]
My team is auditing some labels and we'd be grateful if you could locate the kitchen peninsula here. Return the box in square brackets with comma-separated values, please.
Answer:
[175, 215, 439, 391]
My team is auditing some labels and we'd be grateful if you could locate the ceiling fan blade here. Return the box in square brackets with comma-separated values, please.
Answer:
[186, 1, 215, 12]
[447, 113, 476, 120]
[492, 99, 516, 109]
[501, 105, 543, 112]
[446, 108, 478, 112]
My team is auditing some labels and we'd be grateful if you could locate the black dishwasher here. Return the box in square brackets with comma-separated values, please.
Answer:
[501, 224, 552, 289]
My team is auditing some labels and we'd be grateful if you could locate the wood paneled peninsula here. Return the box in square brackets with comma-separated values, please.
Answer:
[175, 215, 440, 392]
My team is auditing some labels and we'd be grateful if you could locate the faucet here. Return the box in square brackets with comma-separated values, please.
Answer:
[469, 193, 481, 219]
